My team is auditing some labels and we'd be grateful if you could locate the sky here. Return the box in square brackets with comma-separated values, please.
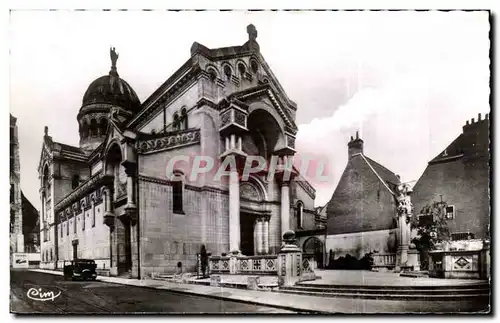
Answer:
[9, 10, 490, 209]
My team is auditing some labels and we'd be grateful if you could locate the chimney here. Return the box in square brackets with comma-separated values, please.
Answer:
[478, 113, 482, 121]
[348, 131, 363, 158]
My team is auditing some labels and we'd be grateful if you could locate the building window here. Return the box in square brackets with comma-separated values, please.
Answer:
[296, 201, 304, 229]
[92, 201, 96, 227]
[238, 63, 246, 77]
[10, 184, 14, 203]
[224, 65, 232, 81]
[82, 210, 86, 231]
[250, 59, 259, 74]
[445, 205, 455, 220]
[172, 177, 184, 214]
[451, 232, 475, 241]
[74, 215, 77, 233]
[173, 113, 180, 131]
[208, 68, 217, 82]
[50, 249, 53, 261]
[72, 175, 80, 189]
[61, 224, 63, 238]
[67, 220, 69, 236]
[181, 108, 188, 130]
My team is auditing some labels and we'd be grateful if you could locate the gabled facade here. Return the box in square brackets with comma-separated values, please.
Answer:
[325, 132, 400, 261]
[38, 25, 317, 278]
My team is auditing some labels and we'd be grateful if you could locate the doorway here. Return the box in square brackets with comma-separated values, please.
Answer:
[240, 213, 255, 256]
[72, 240, 78, 260]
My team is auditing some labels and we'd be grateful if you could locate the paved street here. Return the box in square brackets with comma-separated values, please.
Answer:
[10, 270, 294, 314]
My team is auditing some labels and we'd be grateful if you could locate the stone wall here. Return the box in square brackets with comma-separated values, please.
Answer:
[325, 228, 397, 262]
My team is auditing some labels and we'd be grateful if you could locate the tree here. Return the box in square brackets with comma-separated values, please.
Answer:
[200, 245, 208, 278]
[410, 201, 450, 269]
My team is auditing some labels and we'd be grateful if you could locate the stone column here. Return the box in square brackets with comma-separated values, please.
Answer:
[263, 217, 269, 255]
[280, 182, 290, 238]
[255, 218, 263, 255]
[124, 166, 136, 210]
[229, 168, 241, 254]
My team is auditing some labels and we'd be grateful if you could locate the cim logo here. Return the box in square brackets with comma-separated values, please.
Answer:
[26, 287, 61, 301]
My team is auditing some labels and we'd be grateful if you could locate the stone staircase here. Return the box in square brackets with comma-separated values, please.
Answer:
[279, 282, 491, 301]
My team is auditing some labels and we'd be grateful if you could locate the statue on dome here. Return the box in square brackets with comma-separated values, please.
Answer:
[110, 47, 119, 68]
[247, 24, 257, 41]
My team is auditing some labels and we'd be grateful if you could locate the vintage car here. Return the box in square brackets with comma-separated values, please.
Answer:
[63, 259, 98, 281]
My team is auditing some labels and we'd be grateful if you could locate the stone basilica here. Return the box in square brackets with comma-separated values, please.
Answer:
[38, 25, 323, 278]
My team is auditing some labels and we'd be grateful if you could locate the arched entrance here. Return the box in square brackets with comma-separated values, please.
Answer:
[239, 178, 270, 256]
[303, 237, 324, 269]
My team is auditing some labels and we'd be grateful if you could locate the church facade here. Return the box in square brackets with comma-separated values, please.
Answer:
[38, 25, 319, 278]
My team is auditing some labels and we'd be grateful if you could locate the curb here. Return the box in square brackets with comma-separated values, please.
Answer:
[28, 269, 330, 314]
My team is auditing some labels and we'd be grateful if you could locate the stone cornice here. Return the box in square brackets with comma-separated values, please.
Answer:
[136, 128, 201, 155]
[138, 175, 172, 186]
[54, 171, 110, 213]
[295, 179, 316, 200]
[128, 61, 200, 131]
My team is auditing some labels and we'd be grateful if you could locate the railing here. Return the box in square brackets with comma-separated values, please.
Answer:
[238, 255, 278, 274]
[209, 256, 230, 274]
[302, 254, 317, 273]
[208, 255, 278, 275]
[372, 253, 396, 268]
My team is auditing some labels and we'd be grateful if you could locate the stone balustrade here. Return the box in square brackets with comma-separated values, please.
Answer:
[372, 253, 396, 269]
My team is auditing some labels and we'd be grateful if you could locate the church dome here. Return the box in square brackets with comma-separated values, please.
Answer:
[81, 74, 140, 111]
[80, 47, 140, 112]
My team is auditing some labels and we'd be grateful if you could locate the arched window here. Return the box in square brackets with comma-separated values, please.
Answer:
[238, 63, 246, 77]
[81, 121, 89, 139]
[172, 172, 184, 214]
[250, 59, 259, 74]
[208, 68, 217, 82]
[99, 118, 108, 136]
[90, 119, 98, 137]
[224, 65, 232, 81]
[173, 113, 180, 131]
[72, 175, 80, 189]
[181, 108, 188, 130]
[296, 201, 304, 229]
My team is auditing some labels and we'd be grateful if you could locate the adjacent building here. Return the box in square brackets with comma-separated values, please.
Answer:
[38, 25, 317, 278]
[412, 113, 490, 242]
[325, 132, 400, 263]
[10, 114, 40, 264]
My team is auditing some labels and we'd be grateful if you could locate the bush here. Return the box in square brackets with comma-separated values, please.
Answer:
[327, 253, 374, 270]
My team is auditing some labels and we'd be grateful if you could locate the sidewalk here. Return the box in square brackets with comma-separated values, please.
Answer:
[28, 269, 488, 313]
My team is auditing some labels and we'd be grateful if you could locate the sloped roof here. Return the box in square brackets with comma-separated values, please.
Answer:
[54, 142, 85, 155]
[357, 154, 400, 195]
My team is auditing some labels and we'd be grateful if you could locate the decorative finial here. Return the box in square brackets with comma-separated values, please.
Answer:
[44, 126, 48, 136]
[247, 24, 257, 41]
[110, 47, 119, 76]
